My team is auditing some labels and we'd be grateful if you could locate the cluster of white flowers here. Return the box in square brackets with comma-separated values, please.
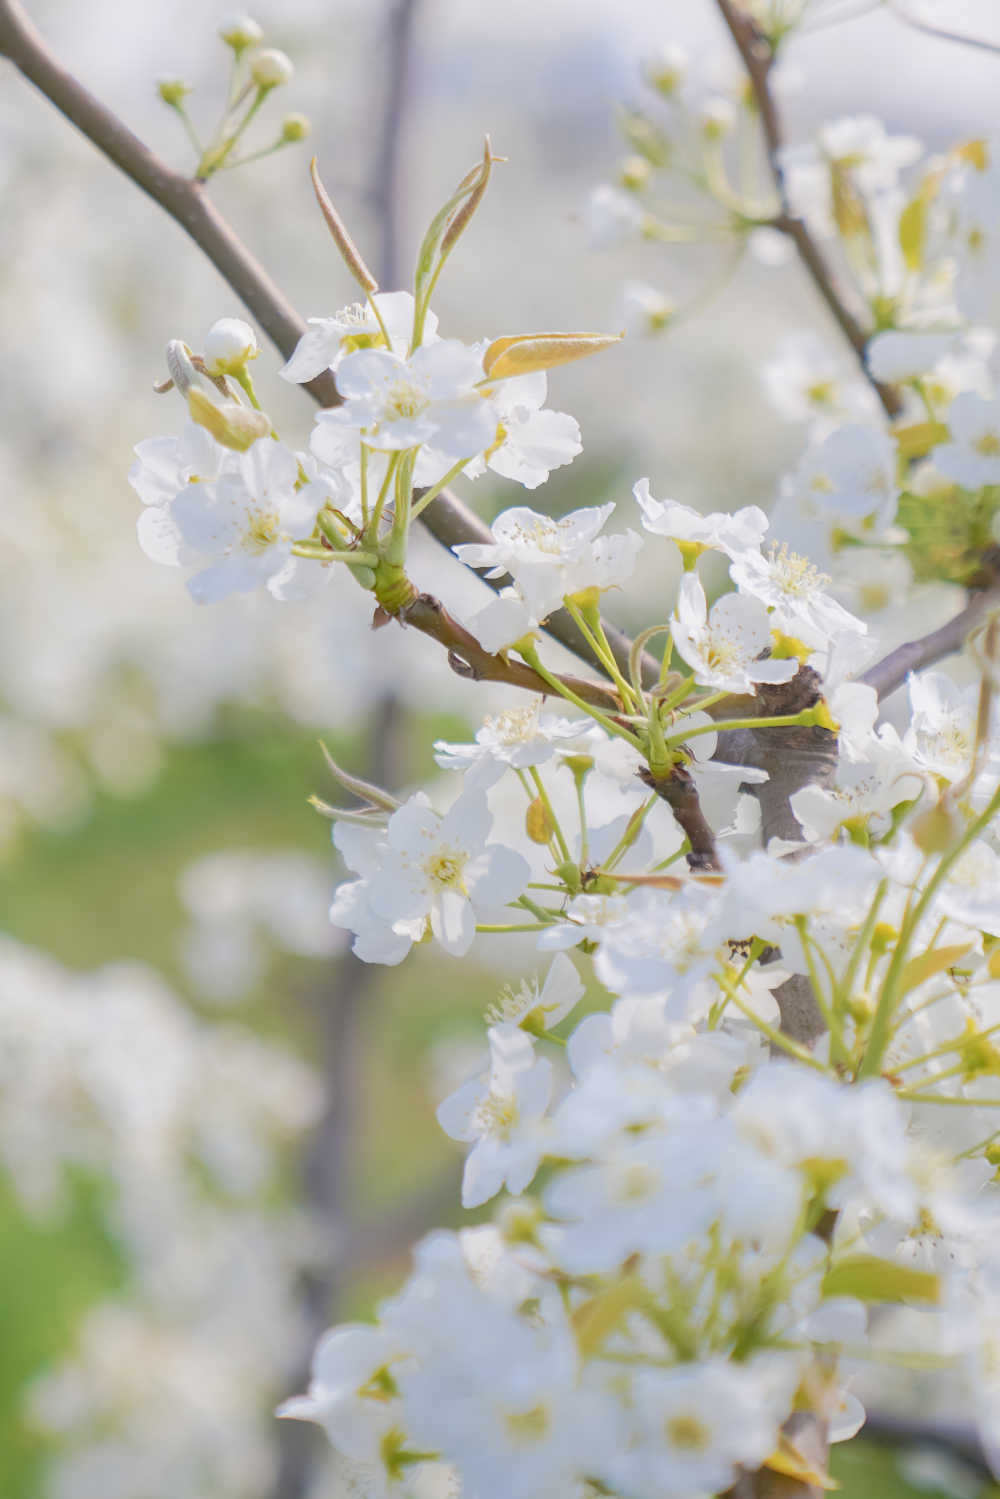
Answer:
[108, 27, 1000, 1499]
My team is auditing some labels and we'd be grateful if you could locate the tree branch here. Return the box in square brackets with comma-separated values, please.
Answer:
[860, 583, 1000, 702]
[713, 0, 901, 419]
[0, 0, 656, 693]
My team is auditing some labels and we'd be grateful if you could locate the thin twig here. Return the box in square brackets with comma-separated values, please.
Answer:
[713, 0, 901, 418]
[888, 1, 1000, 58]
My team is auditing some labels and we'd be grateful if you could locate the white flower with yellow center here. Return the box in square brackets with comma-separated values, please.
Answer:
[934, 392, 1000, 490]
[326, 340, 498, 456]
[433, 704, 584, 789]
[603, 1358, 787, 1499]
[359, 790, 530, 958]
[729, 541, 866, 647]
[436, 1022, 552, 1207]
[792, 424, 898, 527]
[454, 502, 641, 620]
[634, 479, 768, 561]
[280, 290, 436, 383]
[670, 573, 798, 695]
[141, 439, 318, 603]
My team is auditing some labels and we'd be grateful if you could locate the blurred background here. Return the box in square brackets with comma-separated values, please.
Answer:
[4, 1, 1000, 1495]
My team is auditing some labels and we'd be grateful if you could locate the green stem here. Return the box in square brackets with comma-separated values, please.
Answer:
[566, 599, 639, 712]
[516, 644, 642, 750]
[663, 708, 816, 747]
[858, 782, 1000, 1079]
[410, 459, 472, 521]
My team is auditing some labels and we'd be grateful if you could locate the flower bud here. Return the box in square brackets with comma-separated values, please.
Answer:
[219, 14, 263, 50]
[203, 317, 259, 376]
[188, 387, 271, 450]
[280, 112, 310, 143]
[157, 78, 192, 106]
[250, 48, 294, 89]
[911, 798, 961, 856]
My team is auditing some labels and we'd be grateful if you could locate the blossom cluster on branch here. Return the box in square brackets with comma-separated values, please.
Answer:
[10, 0, 1000, 1492]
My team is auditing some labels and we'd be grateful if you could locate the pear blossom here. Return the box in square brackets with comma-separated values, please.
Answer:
[904, 671, 986, 782]
[602, 1359, 788, 1499]
[584, 184, 644, 248]
[453, 502, 641, 619]
[866, 329, 958, 384]
[933, 392, 1000, 490]
[484, 953, 585, 1033]
[436, 1023, 552, 1206]
[280, 290, 432, 383]
[462, 371, 582, 490]
[670, 573, 798, 694]
[276, 1325, 403, 1462]
[729, 541, 867, 647]
[791, 424, 898, 526]
[330, 790, 530, 961]
[951, 154, 1000, 324]
[463, 589, 539, 654]
[322, 340, 497, 456]
[633, 477, 768, 559]
[764, 334, 874, 426]
[138, 439, 319, 602]
[433, 704, 585, 789]
[128, 423, 231, 508]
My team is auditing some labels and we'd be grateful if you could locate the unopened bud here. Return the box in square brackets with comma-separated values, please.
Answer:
[188, 386, 271, 450]
[219, 13, 263, 50]
[911, 798, 961, 856]
[526, 796, 554, 846]
[250, 48, 294, 89]
[281, 112, 310, 143]
[157, 78, 192, 106]
[203, 317, 259, 376]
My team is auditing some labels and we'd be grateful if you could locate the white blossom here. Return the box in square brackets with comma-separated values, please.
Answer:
[670, 573, 798, 694]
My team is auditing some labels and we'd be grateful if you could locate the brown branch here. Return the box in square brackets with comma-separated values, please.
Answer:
[395, 591, 626, 710]
[638, 763, 720, 871]
[860, 583, 1000, 702]
[0, 0, 657, 693]
[713, 0, 901, 419]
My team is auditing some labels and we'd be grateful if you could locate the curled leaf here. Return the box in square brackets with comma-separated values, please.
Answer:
[482, 331, 624, 380]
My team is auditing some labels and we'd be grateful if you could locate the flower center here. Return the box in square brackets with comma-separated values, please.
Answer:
[806, 378, 836, 408]
[666, 1414, 710, 1452]
[768, 541, 829, 597]
[486, 976, 540, 1027]
[505, 1404, 550, 1445]
[617, 1163, 657, 1201]
[424, 846, 467, 889]
[484, 706, 538, 746]
[243, 509, 279, 552]
[974, 430, 1000, 457]
[384, 377, 429, 423]
[473, 1087, 518, 1137]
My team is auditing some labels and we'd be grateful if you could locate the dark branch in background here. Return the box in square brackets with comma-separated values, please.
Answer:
[887, 1, 1000, 58]
[713, 0, 901, 419]
[861, 582, 1000, 702]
